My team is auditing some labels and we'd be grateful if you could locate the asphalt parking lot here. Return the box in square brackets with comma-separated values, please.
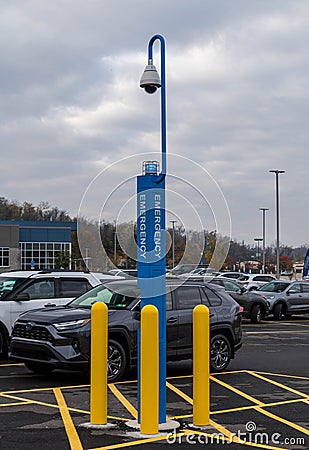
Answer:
[0, 318, 309, 450]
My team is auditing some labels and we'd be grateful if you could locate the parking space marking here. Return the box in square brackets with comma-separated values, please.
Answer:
[1, 369, 308, 449]
[261, 397, 309, 409]
[210, 375, 263, 405]
[0, 400, 32, 407]
[165, 378, 292, 449]
[166, 380, 193, 404]
[0, 363, 23, 367]
[0, 391, 92, 416]
[256, 371, 309, 381]
[255, 405, 309, 436]
[89, 433, 174, 450]
[248, 371, 309, 398]
[0, 383, 90, 395]
[54, 387, 83, 450]
[108, 383, 138, 419]
[0, 392, 62, 410]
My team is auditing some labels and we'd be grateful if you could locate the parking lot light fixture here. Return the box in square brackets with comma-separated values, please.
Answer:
[254, 238, 263, 270]
[269, 170, 285, 279]
[259, 208, 269, 274]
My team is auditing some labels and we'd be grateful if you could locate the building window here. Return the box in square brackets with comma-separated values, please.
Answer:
[0, 248, 9, 267]
[20, 242, 71, 270]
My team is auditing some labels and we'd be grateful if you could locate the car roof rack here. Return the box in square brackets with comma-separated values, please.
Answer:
[34, 269, 91, 274]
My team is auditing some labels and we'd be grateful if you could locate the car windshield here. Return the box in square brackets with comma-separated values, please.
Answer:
[257, 281, 290, 293]
[0, 277, 28, 299]
[69, 284, 140, 309]
[189, 268, 203, 275]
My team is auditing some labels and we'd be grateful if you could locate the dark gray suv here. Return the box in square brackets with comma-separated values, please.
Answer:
[9, 280, 242, 382]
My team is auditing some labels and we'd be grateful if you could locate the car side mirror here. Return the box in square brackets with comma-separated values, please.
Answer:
[240, 287, 246, 294]
[14, 293, 30, 301]
[132, 311, 141, 321]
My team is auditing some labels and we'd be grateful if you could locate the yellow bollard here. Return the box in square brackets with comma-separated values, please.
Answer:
[140, 304, 159, 434]
[90, 301, 108, 424]
[193, 304, 210, 426]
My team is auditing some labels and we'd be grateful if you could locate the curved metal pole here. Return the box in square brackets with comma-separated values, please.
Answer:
[147, 34, 166, 182]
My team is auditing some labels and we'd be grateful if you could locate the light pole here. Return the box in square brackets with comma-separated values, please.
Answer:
[254, 238, 263, 270]
[113, 220, 117, 264]
[259, 208, 269, 273]
[170, 220, 177, 268]
[138, 34, 167, 424]
[269, 170, 285, 278]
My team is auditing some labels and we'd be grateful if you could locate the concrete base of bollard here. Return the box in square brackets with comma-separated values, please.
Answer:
[79, 422, 117, 430]
[125, 418, 180, 435]
[188, 423, 212, 430]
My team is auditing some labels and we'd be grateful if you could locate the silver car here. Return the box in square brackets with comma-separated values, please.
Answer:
[257, 280, 309, 320]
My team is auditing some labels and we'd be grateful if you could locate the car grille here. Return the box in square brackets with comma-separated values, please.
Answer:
[12, 324, 53, 343]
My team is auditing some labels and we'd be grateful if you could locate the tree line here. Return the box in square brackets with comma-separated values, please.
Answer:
[0, 197, 307, 271]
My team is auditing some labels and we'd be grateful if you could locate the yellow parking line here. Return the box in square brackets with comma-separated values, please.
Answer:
[108, 384, 138, 419]
[210, 375, 263, 406]
[213, 396, 309, 416]
[255, 406, 309, 436]
[209, 418, 237, 441]
[165, 369, 249, 381]
[256, 371, 309, 381]
[89, 433, 172, 450]
[167, 378, 267, 418]
[0, 392, 89, 414]
[53, 388, 83, 450]
[0, 401, 32, 407]
[166, 381, 193, 404]
[213, 404, 261, 415]
[168, 413, 193, 419]
[0, 384, 90, 395]
[0, 392, 60, 410]
[0, 363, 24, 367]
[248, 371, 309, 398]
[263, 398, 308, 408]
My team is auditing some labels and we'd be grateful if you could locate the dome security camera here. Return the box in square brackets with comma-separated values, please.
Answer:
[140, 64, 161, 94]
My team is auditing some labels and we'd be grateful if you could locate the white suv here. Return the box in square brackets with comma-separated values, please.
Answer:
[0, 270, 119, 356]
[218, 272, 276, 291]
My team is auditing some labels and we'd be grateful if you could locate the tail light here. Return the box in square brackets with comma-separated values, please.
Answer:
[238, 306, 244, 313]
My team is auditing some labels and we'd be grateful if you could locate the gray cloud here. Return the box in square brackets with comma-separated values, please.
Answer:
[0, 0, 308, 247]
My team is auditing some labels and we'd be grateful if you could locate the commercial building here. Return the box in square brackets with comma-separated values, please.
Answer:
[0, 220, 77, 272]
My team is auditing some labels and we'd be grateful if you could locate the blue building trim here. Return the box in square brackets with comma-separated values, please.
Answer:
[0, 221, 77, 243]
[0, 220, 77, 243]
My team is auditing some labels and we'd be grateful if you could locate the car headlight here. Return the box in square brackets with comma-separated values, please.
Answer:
[53, 318, 91, 331]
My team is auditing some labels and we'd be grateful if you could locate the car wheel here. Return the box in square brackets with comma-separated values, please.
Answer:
[210, 334, 231, 372]
[250, 304, 262, 324]
[108, 340, 127, 383]
[273, 303, 283, 321]
[24, 362, 54, 374]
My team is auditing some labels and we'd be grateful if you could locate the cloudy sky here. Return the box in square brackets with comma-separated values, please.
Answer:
[1, 0, 308, 248]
